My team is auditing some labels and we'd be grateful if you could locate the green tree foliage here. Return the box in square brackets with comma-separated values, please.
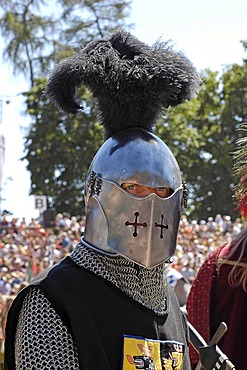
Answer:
[23, 79, 103, 217]
[156, 63, 247, 221]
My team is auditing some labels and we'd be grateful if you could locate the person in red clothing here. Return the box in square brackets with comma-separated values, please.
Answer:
[187, 122, 247, 370]
[187, 228, 247, 369]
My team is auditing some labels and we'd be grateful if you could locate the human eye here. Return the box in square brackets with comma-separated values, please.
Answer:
[155, 187, 172, 198]
[121, 183, 136, 191]
[121, 183, 143, 196]
[126, 184, 135, 190]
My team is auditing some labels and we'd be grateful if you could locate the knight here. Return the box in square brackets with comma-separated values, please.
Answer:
[4, 29, 200, 370]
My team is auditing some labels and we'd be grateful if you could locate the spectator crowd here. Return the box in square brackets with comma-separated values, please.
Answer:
[0, 211, 245, 356]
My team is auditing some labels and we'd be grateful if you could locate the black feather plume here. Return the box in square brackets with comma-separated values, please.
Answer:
[45, 29, 200, 138]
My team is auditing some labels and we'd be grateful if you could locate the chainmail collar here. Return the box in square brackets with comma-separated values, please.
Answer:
[70, 241, 169, 315]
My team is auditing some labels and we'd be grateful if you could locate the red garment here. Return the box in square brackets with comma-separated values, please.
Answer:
[187, 242, 247, 370]
[186, 248, 222, 368]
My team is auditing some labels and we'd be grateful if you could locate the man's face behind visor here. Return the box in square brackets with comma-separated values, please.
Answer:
[121, 183, 173, 198]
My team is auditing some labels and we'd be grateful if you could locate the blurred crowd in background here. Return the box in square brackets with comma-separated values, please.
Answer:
[0, 211, 245, 352]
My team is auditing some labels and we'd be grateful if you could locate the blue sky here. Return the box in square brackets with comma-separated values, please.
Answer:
[0, 0, 247, 221]
[130, 0, 247, 71]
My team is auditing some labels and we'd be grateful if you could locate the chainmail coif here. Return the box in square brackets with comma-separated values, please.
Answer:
[15, 243, 169, 369]
[71, 242, 169, 315]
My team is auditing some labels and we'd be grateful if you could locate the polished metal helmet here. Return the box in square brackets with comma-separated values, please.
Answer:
[82, 127, 183, 268]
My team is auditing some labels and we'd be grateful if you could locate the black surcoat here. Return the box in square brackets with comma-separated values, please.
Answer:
[4, 256, 191, 369]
